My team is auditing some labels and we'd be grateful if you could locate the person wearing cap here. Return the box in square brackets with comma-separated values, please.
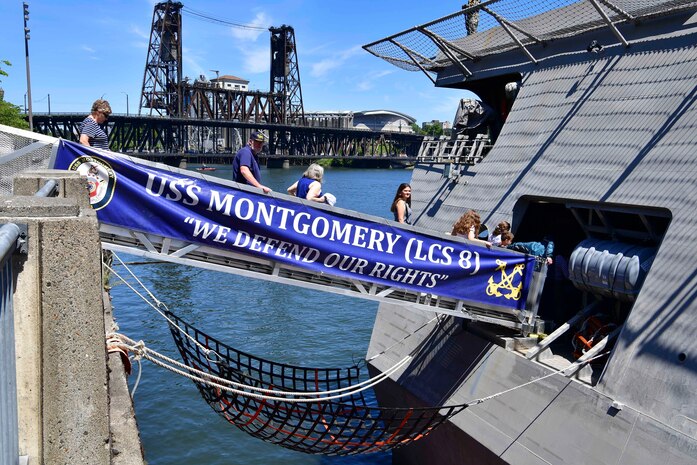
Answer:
[79, 99, 112, 150]
[232, 130, 271, 193]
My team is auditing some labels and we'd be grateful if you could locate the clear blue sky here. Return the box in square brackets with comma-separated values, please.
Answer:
[0, 0, 478, 125]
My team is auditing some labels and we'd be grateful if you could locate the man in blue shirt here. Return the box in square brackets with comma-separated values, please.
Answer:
[232, 131, 271, 193]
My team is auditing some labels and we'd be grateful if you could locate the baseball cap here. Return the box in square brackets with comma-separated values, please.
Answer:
[250, 131, 267, 142]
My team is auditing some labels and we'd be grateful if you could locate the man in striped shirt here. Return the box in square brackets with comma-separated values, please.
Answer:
[79, 99, 111, 150]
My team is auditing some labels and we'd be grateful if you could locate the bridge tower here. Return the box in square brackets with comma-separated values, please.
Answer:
[269, 25, 305, 125]
[139, 1, 183, 117]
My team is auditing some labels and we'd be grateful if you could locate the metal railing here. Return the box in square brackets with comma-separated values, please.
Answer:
[34, 179, 58, 198]
[0, 126, 56, 465]
[0, 223, 26, 465]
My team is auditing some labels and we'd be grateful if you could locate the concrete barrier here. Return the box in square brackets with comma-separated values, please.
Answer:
[6, 169, 143, 465]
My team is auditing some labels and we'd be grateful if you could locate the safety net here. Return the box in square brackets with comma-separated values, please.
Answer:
[165, 310, 468, 455]
[363, 0, 697, 74]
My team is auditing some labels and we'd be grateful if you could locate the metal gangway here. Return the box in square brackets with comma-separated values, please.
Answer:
[98, 222, 545, 332]
[1, 124, 545, 333]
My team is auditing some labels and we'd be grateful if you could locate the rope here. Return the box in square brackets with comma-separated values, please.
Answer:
[105, 252, 608, 410]
[105, 254, 219, 362]
[110, 334, 414, 403]
[130, 357, 142, 399]
[366, 314, 443, 362]
[464, 351, 610, 407]
[106, 251, 430, 395]
[107, 330, 609, 409]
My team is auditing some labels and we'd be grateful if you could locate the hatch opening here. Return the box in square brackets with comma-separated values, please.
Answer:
[486, 197, 671, 384]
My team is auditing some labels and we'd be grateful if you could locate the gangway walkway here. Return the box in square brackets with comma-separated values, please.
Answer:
[99, 223, 541, 331]
[1, 124, 544, 333]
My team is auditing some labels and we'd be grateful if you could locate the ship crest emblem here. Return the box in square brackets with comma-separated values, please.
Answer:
[486, 259, 525, 301]
[68, 155, 116, 210]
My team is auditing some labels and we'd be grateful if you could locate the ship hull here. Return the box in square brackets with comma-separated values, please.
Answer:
[367, 5, 697, 464]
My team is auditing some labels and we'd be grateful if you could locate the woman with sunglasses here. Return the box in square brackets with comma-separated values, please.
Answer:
[79, 99, 112, 150]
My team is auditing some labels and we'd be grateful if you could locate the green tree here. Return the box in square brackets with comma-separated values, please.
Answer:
[0, 59, 10, 82]
[423, 121, 444, 138]
[0, 100, 29, 129]
[410, 123, 425, 135]
[0, 60, 29, 129]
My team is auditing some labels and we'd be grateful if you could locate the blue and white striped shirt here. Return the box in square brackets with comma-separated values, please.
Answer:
[79, 116, 109, 149]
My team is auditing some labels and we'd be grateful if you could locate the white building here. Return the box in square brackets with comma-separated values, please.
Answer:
[352, 110, 416, 133]
[211, 75, 250, 92]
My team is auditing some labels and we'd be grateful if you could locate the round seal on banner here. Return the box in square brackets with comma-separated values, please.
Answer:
[68, 156, 117, 210]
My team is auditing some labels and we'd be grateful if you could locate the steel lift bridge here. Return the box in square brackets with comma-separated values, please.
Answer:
[30, 2, 423, 160]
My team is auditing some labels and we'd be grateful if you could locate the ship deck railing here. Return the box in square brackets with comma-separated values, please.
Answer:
[416, 134, 492, 165]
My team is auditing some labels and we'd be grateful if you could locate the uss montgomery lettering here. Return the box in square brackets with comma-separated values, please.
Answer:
[145, 171, 483, 272]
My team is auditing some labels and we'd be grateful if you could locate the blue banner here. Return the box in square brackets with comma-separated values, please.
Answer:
[52, 140, 535, 310]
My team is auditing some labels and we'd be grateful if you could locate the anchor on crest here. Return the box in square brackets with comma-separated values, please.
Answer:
[486, 259, 525, 300]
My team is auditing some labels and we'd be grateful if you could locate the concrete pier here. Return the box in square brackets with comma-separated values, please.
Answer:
[5, 170, 144, 465]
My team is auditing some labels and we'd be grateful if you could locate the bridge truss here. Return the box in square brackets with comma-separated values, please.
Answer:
[140, 1, 306, 127]
[31, 114, 423, 159]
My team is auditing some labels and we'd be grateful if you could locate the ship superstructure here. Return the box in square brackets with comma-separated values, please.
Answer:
[364, 1, 697, 463]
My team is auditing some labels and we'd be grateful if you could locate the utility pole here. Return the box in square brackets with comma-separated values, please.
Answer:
[23, 2, 33, 130]
[121, 91, 129, 116]
[47, 93, 50, 114]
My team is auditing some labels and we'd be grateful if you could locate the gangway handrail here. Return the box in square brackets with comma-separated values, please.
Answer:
[0, 125, 546, 335]
[99, 223, 545, 333]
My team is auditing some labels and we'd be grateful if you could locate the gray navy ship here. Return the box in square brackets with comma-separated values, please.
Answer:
[3, 1, 696, 462]
[363, 1, 697, 464]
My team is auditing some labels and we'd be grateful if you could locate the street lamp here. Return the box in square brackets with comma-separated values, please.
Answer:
[121, 91, 129, 116]
[47, 93, 50, 114]
[23, 2, 33, 131]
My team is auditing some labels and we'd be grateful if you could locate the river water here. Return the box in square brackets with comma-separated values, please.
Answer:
[109, 164, 412, 465]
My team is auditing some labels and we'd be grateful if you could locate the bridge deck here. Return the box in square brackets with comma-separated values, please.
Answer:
[31, 113, 424, 158]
